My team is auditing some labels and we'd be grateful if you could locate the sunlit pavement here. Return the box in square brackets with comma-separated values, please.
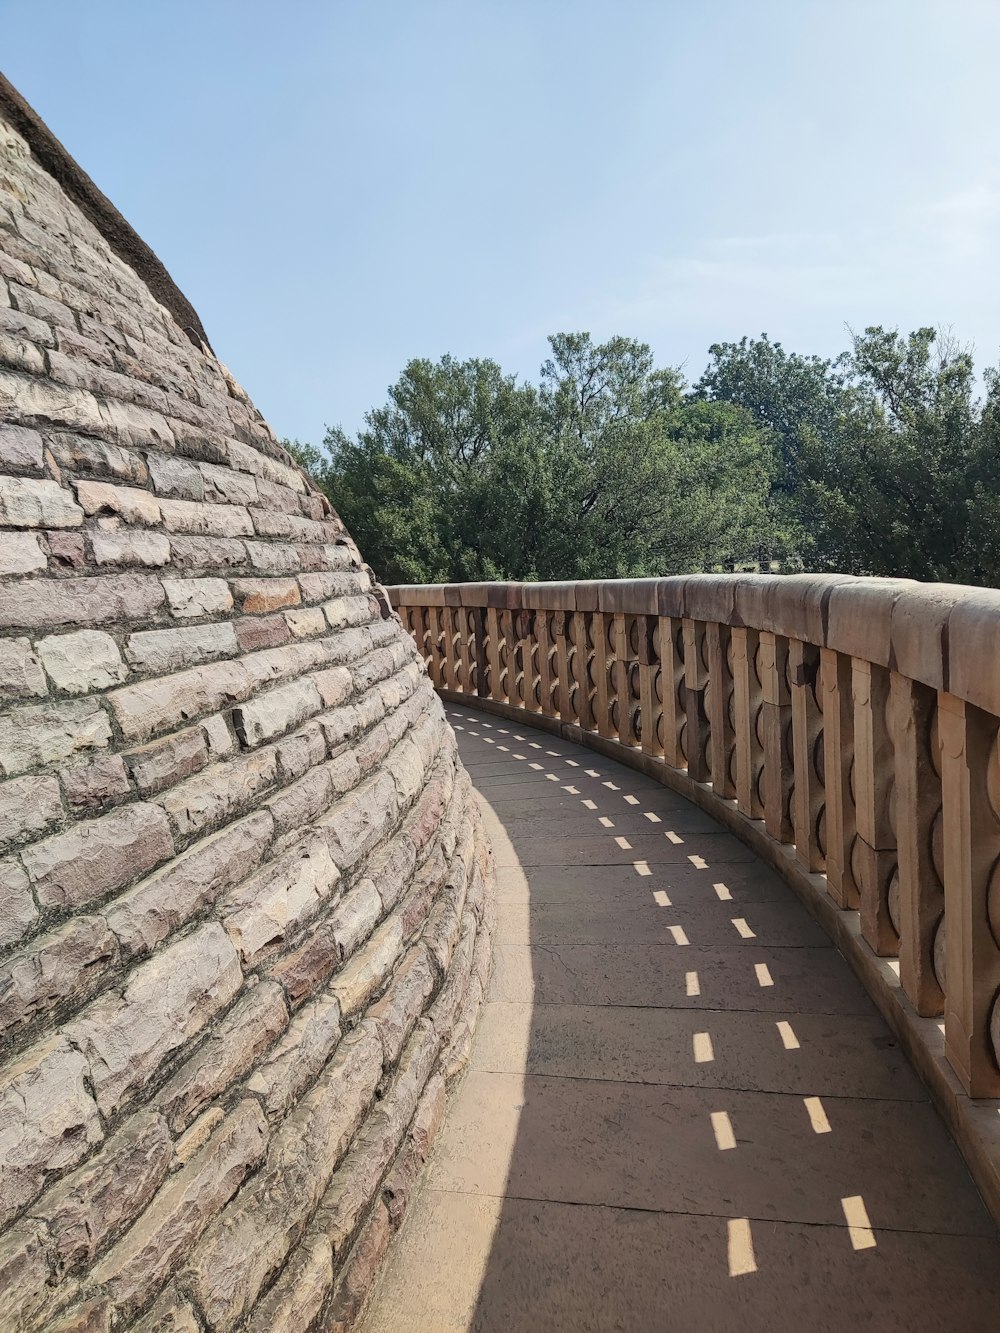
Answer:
[359, 704, 1000, 1333]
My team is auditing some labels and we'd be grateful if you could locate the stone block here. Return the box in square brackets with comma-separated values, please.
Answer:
[73, 480, 160, 525]
[89, 1100, 268, 1320]
[60, 753, 131, 813]
[65, 922, 243, 1118]
[0, 772, 62, 851]
[124, 727, 209, 797]
[233, 677, 322, 749]
[36, 629, 127, 693]
[0, 421, 43, 470]
[244, 1234, 333, 1333]
[285, 606, 326, 638]
[46, 431, 148, 484]
[200, 460, 259, 505]
[320, 772, 399, 871]
[329, 915, 404, 1019]
[231, 576, 301, 613]
[130, 1285, 201, 1333]
[274, 721, 326, 782]
[312, 664, 352, 707]
[265, 764, 335, 836]
[0, 1036, 103, 1226]
[156, 981, 288, 1132]
[104, 810, 274, 957]
[0, 530, 46, 574]
[200, 712, 235, 759]
[161, 574, 233, 618]
[46, 530, 86, 568]
[236, 613, 292, 652]
[244, 539, 301, 573]
[0, 572, 165, 631]
[0, 858, 37, 950]
[0, 474, 83, 527]
[368, 943, 437, 1065]
[22, 802, 173, 910]
[168, 535, 248, 570]
[0, 914, 118, 1043]
[0, 637, 47, 703]
[89, 529, 170, 567]
[247, 993, 342, 1121]
[159, 496, 253, 537]
[124, 621, 237, 674]
[108, 658, 251, 743]
[220, 831, 340, 965]
[323, 1200, 391, 1333]
[35, 1111, 173, 1276]
[0, 697, 111, 778]
[155, 747, 277, 840]
[147, 453, 204, 500]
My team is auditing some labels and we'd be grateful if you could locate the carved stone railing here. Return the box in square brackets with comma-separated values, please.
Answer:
[388, 575, 1000, 1213]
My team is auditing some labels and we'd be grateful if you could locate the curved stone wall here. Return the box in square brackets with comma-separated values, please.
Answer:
[0, 87, 494, 1331]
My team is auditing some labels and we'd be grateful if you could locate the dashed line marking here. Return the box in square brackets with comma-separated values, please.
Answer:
[598, 816, 614, 828]
[666, 831, 684, 845]
[669, 924, 690, 945]
[633, 860, 652, 876]
[776, 1020, 800, 1050]
[546, 750, 559, 756]
[644, 812, 662, 823]
[624, 794, 640, 806]
[483, 737, 495, 745]
[732, 917, 755, 939]
[688, 855, 708, 869]
[513, 753, 525, 760]
[804, 1096, 831, 1134]
[529, 762, 543, 771]
[565, 759, 579, 767]
[563, 785, 580, 794]
[685, 970, 700, 996]
[711, 1111, 737, 1151]
[545, 773, 559, 782]
[614, 836, 632, 850]
[713, 882, 732, 901]
[727, 1219, 757, 1276]
[754, 963, 774, 988]
[653, 890, 672, 907]
[582, 799, 597, 810]
[603, 781, 620, 791]
[585, 769, 600, 778]
[841, 1196, 876, 1250]
[693, 1031, 714, 1062]
[529, 742, 542, 749]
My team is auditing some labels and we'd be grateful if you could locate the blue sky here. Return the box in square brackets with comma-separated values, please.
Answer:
[5, 1, 999, 443]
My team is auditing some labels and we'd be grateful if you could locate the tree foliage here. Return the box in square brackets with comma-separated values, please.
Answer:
[291, 325, 1000, 588]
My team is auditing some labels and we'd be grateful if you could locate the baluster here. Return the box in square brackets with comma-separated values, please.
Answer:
[760, 631, 793, 843]
[706, 621, 735, 800]
[473, 607, 489, 699]
[820, 648, 859, 908]
[440, 604, 459, 691]
[592, 611, 614, 738]
[660, 615, 685, 768]
[536, 608, 552, 716]
[939, 694, 1000, 1096]
[853, 660, 898, 955]
[572, 611, 593, 729]
[613, 613, 634, 746]
[552, 611, 572, 721]
[639, 615, 663, 759]
[426, 605, 444, 690]
[790, 639, 824, 871]
[732, 627, 764, 818]
[457, 603, 474, 698]
[682, 618, 710, 783]
[892, 674, 944, 1016]
[485, 607, 502, 704]
[502, 607, 519, 705]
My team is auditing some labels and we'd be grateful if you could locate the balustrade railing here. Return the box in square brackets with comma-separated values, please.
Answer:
[387, 575, 1000, 1107]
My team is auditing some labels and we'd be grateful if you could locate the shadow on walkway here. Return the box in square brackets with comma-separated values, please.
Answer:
[361, 704, 1000, 1332]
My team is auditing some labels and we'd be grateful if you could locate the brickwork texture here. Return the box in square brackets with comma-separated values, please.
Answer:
[0, 85, 495, 1332]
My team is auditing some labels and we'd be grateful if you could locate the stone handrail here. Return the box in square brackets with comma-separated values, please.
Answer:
[388, 575, 1000, 1117]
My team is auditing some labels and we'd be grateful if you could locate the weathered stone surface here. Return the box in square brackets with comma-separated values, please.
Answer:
[232, 576, 300, 613]
[369, 943, 437, 1065]
[245, 1234, 333, 1333]
[0, 474, 82, 527]
[89, 1100, 268, 1318]
[0, 572, 165, 631]
[124, 726, 208, 797]
[36, 629, 127, 693]
[0, 421, 43, 470]
[22, 802, 174, 910]
[65, 923, 242, 1117]
[312, 663, 353, 707]
[0, 1036, 103, 1226]
[285, 605, 326, 638]
[46, 431, 148, 483]
[157, 982, 288, 1132]
[60, 753, 131, 813]
[35, 1111, 173, 1275]
[0, 697, 111, 778]
[159, 496, 253, 537]
[0, 772, 62, 851]
[233, 676, 322, 749]
[0, 915, 118, 1043]
[148, 453, 204, 500]
[168, 534, 248, 570]
[0, 529, 46, 573]
[104, 810, 274, 957]
[275, 721, 327, 781]
[220, 831, 340, 965]
[73, 479, 160, 525]
[161, 575, 233, 618]
[0, 636, 47, 702]
[108, 659, 250, 743]
[0, 1219, 64, 1333]
[247, 993, 342, 1121]
[183, 1027, 382, 1330]
[265, 763, 335, 837]
[0, 858, 38, 949]
[89, 528, 171, 567]
[329, 915, 405, 1019]
[235, 613, 292, 652]
[131, 1285, 201, 1333]
[321, 772, 400, 870]
[155, 747, 278, 840]
[124, 621, 237, 674]
[324, 1199, 392, 1333]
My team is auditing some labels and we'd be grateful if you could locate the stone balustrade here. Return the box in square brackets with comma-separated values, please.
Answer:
[388, 575, 1000, 1211]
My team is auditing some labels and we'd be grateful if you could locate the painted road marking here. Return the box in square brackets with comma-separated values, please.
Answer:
[711, 1111, 737, 1151]
[727, 1219, 757, 1276]
[693, 1032, 715, 1062]
[841, 1196, 877, 1250]
[776, 1020, 800, 1050]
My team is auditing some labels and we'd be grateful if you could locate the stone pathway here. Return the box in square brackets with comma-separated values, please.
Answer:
[359, 704, 1000, 1332]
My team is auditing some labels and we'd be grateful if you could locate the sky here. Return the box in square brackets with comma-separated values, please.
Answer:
[4, 0, 999, 444]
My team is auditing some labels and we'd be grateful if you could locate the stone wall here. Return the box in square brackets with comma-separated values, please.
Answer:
[0, 84, 494, 1332]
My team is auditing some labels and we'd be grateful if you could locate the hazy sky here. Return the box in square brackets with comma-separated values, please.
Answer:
[5, 1, 999, 443]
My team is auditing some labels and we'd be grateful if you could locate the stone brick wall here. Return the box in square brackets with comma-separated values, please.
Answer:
[0, 93, 494, 1332]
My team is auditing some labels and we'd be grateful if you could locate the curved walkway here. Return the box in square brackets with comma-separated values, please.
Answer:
[360, 703, 1000, 1332]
